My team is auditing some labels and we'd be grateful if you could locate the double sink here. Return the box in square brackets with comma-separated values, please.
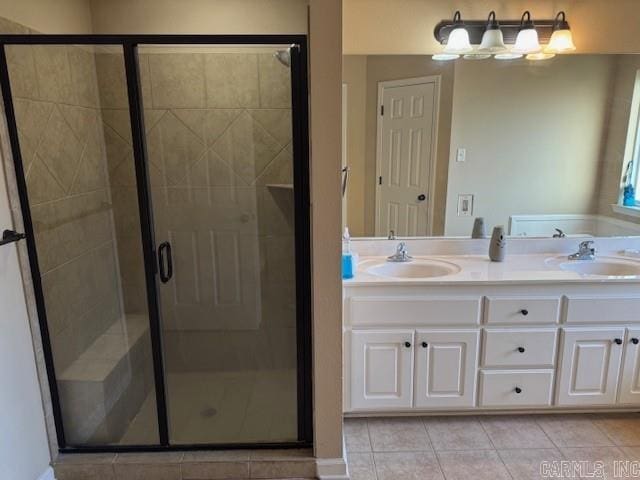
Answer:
[362, 255, 640, 280]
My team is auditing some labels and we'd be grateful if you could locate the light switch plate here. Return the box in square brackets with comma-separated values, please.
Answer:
[457, 194, 473, 216]
[456, 148, 466, 162]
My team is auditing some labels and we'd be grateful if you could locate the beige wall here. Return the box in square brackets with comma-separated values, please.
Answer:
[309, 0, 343, 462]
[342, 55, 366, 236]
[0, 0, 91, 33]
[445, 56, 613, 236]
[90, 0, 307, 34]
[344, 0, 640, 55]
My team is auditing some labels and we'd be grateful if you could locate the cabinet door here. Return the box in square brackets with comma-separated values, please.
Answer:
[350, 330, 414, 410]
[619, 328, 640, 405]
[414, 329, 479, 408]
[557, 328, 625, 406]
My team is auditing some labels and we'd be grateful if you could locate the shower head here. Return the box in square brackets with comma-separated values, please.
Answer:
[274, 49, 291, 67]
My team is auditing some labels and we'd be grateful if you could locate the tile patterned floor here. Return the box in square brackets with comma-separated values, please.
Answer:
[345, 413, 640, 480]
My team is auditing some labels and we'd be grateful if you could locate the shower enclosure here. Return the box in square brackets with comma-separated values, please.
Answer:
[0, 35, 310, 451]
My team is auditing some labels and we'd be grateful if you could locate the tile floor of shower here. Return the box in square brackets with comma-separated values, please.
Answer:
[121, 369, 297, 445]
[345, 413, 640, 480]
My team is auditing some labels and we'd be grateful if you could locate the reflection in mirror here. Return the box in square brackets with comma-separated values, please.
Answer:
[342, 55, 640, 238]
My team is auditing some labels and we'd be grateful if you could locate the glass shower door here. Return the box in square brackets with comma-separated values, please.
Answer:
[138, 44, 299, 444]
[3, 43, 160, 446]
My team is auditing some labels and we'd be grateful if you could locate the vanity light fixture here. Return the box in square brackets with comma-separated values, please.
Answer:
[545, 11, 576, 53]
[443, 11, 473, 54]
[494, 51, 524, 60]
[478, 11, 507, 53]
[512, 11, 541, 54]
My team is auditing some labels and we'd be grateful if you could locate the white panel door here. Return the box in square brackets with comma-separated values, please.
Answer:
[376, 79, 437, 236]
[414, 329, 479, 408]
[557, 328, 625, 406]
[350, 330, 414, 410]
[619, 328, 640, 404]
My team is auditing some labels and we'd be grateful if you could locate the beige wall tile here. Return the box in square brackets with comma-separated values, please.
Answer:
[181, 461, 249, 479]
[33, 45, 75, 104]
[149, 53, 206, 108]
[95, 52, 129, 109]
[258, 54, 291, 108]
[6, 45, 39, 99]
[205, 53, 259, 108]
[249, 459, 315, 479]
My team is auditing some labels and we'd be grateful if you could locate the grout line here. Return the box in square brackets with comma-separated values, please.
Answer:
[364, 419, 380, 480]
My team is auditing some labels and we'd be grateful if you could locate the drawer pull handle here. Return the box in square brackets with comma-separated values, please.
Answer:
[517, 347, 525, 353]
[404, 341, 411, 348]
[520, 309, 529, 316]
[614, 338, 623, 345]
[632, 338, 639, 345]
[514, 387, 522, 394]
[421, 342, 428, 348]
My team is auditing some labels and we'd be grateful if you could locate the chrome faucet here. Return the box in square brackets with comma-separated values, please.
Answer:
[553, 228, 566, 238]
[568, 240, 596, 261]
[387, 242, 412, 263]
[388, 230, 396, 240]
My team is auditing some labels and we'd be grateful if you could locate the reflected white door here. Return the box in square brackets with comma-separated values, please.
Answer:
[376, 77, 439, 237]
[557, 328, 624, 406]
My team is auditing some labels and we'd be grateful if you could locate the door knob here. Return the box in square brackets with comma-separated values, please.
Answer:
[514, 387, 522, 394]
[417, 194, 426, 201]
[517, 347, 525, 353]
[632, 338, 639, 345]
[614, 338, 623, 345]
[421, 342, 428, 348]
[520, 309, 529, 316]
[404, 341, 411, 348]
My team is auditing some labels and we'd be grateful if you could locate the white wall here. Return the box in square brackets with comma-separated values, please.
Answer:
[0, 149, 51, 479]
[444, 56, 613, 236]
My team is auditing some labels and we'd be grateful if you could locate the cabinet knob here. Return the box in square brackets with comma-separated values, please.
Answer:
[520, 309, 529, 316]
[514, 387, 522, 394]
[404, 341, 411, 348]
[517, 347, 525, 353]
[632, 338, 639, 345]
[421, 342, 428, 348]
[614, 338, 623, 345]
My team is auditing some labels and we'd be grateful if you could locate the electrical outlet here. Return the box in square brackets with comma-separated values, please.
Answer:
[457, 194, 473, 216]
[456, 148, 466, 162]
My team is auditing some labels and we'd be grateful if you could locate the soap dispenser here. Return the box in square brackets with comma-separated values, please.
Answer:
[342, 227, 355, 279]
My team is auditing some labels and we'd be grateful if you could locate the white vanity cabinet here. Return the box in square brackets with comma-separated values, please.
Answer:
[344, 283, 640, 414]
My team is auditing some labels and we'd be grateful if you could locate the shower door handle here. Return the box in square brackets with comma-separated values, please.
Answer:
[158, 241, 173, 283]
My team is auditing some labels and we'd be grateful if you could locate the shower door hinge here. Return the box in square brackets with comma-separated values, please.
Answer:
[378, 176, 382, 185]
[380, 105, 384, 116]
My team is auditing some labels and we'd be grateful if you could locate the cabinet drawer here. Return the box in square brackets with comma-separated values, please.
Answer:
[348, 296, 481, 326]
[565, 297, 640, 324]
[485, 297, 560, 325]
[482, 329, 557, 367]
[479, 370, 554, 407]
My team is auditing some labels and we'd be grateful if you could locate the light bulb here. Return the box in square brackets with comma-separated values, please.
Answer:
[479, 11, 507, 53]
[545, 12, 576, 53]
[443, 11, 473, 54]
[512, 11, 541, 54]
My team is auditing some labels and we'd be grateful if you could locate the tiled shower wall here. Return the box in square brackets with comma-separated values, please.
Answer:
[3, 32, 154, 445]
[95, 48, 297, 373]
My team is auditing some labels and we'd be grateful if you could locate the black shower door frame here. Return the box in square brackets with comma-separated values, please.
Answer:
[0, 34, 312, 453]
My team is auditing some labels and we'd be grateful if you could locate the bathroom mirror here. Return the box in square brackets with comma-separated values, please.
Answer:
[342, 54, 640, 238]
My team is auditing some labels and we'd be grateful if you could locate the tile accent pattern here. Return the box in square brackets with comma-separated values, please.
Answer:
[346, 414, 640, 480]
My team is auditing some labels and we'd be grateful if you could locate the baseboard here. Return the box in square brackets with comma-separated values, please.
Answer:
[37, 466, 56, 480]
[316, 454, 349, 480]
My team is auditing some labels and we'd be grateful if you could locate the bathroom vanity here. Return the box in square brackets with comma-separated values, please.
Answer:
[343, 249, 640, 414]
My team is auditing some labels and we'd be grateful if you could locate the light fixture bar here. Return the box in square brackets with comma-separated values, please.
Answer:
[434, 18, 556, 45]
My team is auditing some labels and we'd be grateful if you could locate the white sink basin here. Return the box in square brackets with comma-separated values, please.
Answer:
[366, 259, 461, 279]
[554, 257, 640, 277]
